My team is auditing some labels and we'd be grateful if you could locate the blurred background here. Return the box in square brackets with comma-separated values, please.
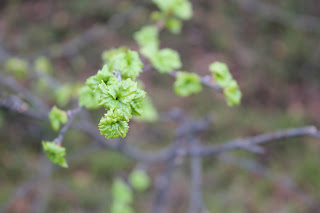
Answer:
[0, 0, 320, 212]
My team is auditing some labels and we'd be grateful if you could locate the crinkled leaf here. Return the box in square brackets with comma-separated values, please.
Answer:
[5, 57, 28, 79]
[99, 79, 141, 118]
[150, 48, 182, 73]
[224, 80, 242, 106]
[108, 50, 144, 79]
[174, 71, 202, 97]
[42, 141, 68, 168]
[78, 86, 100, 109]
[34, 56, 52, 74]
[209, 62, 233, 88]
[112, 179, 133, 203]
[129, 170, 151, 191]
[86, 65, 117, 91]
[130, 89, 146, 116]
[99, 109, 129, 139]
[49, 106, 68, 131]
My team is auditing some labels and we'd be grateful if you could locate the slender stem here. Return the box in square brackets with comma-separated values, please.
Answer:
[53, 107, 82, 145]
[195, 126, 320, 156]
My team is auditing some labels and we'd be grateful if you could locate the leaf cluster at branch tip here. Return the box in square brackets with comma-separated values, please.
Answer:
[42, 141, 68, 168]
[209, 62, 242, 106]
[174, 71, 202, 97]
[49, 106, 68, 131]
[79, 48, 147, 139]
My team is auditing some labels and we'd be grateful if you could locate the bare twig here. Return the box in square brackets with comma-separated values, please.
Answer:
[0, 73, 49, 115]
[194, 126, 320, 156]
[53, 107, 82, 145]
[143, 65, 223, 93]
[0, 95, 44, 120]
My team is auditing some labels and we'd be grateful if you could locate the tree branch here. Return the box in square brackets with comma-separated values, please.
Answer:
[53, 107, 82, 145]
[194, 126, 320, 156]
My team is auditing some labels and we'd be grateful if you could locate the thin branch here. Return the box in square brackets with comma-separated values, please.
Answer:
[0, 95, 44, 120]
[53, 107, 82, 145]
[194, 126, 320, 156]
[0, 73, 49, 116]
[143, 65, 223, 93]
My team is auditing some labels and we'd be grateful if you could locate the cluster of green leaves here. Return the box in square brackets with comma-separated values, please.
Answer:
[49, 106, 68, 131]
[174, 71, 202, 97]
[42, 141, 68, 168]
[209, 62, 242, 106]
[79, 48, 147, 139]
[111, 170, 150, 213]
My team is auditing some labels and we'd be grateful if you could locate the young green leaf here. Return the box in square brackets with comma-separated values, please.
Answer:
[102, 47, 128, 63]
[209, 62, 233, 88]
[172, 0, 193, 20]
[107, 49, 144, 79]
[5, 57, 28, 79]
[129, 170, 151, 191]
[129, 89, 146, 116]
[49, 106, 68, 131]
[112, 179, 133, 203]
[99, 79, 146, 121]
[174, 71, 202, 97]
[99, 109, 130, 139]
[166, 18, 182, 34]
[54, 84, 74, 106]
[42, 141, 68, 168]
[150, 48, 182, 73]
[224, 80, 242, 106]
[134, 25, 159, 49]
[150, 11, 164, 21]
[134, 96, 158, 122]
[86, 65, 118, 91]
[134, 26, 159, 57]
[78, 86, 100, 109]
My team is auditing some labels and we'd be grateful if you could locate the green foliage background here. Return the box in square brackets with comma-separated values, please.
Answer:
[0, 0, 319, 212]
